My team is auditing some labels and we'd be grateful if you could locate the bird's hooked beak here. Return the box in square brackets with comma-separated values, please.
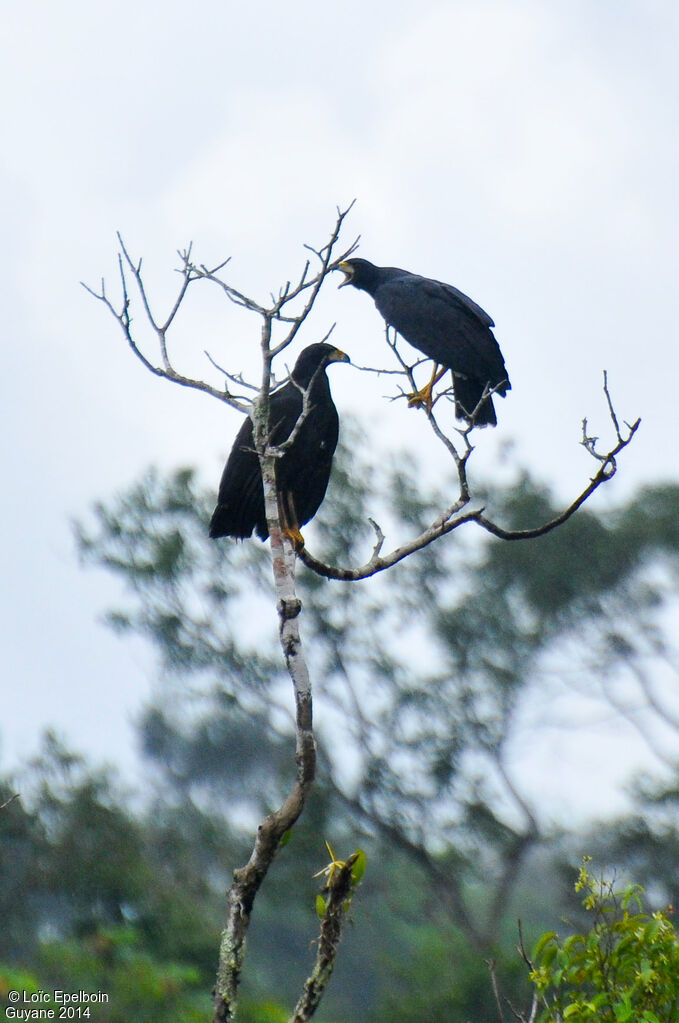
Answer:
[329, 347, 351, 364]
[337, 261, 354, 288]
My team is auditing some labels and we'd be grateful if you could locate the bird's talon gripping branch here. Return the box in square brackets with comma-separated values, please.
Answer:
[282, 527, 306, 552]
[406, 362, 448, 411]
[406, 383, 434, 410]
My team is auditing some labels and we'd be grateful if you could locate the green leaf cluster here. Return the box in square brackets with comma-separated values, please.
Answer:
[530, 859, 679, 1022]
[314, 844, 366, 918]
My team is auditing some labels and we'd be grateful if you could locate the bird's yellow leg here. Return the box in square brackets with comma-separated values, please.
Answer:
[279, 490, 305, 551]
[407, 363, 447, 411]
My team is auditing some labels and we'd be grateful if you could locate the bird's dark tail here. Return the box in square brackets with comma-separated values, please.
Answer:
[453, 375, 497, 427]
[209, 503, 268, 540]
[209, 504, 237, 539]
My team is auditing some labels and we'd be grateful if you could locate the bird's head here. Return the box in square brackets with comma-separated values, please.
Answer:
[291, 343, 350, 387]
[337, 258, 381, 294]
[338, 260, 357, 287]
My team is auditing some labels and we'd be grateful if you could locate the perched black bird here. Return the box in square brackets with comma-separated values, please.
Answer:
[209, 343, 350, 545]
[339, 258, 510, 426]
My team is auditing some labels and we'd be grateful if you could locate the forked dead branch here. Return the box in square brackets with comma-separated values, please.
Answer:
[83, 205, 639, 1023]
[299, 367, 640, 581]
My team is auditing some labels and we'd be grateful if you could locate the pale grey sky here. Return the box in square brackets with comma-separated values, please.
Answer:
[2, 0, 678, 818]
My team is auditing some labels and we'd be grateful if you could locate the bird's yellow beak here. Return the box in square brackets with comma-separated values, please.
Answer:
[337, 261, 354, 288]
[329, 348, 351, 364]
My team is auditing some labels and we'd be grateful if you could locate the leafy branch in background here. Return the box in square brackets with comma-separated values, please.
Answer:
[517, 858, 679, 1023]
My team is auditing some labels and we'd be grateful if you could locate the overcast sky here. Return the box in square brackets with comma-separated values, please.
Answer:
[2, 0, 678, 820]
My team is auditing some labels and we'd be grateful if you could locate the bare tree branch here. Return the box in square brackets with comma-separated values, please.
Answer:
[513, 921, 542, 1023]
[81, 248, 252, 413]
[598, 660, 679, 772]
[487, 958, 507, 1022]
[299, 395, 641, 581]
[632, 655, 679, 734]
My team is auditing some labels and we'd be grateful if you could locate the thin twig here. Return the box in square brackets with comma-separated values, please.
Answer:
[487, 958, 507, 1022]
[203, 351, 259, 395]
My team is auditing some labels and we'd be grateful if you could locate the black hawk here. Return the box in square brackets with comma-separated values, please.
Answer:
[209, 343, 350, 546]
[339, 257, 510, 426]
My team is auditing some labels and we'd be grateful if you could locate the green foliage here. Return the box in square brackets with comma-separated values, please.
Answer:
[29, 736, 149, 922]
[315, 893, 327, 920]
[34, 926, 209, 1023]
[314, 843, 366, 918]
[0, 733, 228, 1010]
[237, 1000, 290, 1023]
[1, 928, 210, 1023]
[530, 859, 679, 1022]
[582, 773, 679, 914]
[0, 965, 43, 1001]
[350, 848, 367, 885]
[369, 919, 528, 1023]
[0, 782, 45, 959]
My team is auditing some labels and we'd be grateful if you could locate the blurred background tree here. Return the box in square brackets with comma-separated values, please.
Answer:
[2, 425, 678, 1021]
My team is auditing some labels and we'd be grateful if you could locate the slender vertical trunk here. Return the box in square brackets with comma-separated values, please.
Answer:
[212, 328, 316, 1023]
